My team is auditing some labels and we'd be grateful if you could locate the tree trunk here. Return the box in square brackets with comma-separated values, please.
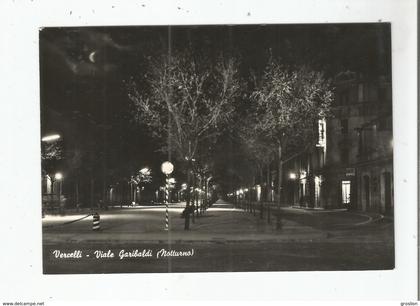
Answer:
[266, 162, 270, 202]
[192, 171, 197, 223]
[90, 177, 95, 210]
[277, 143, 283, 230]
[184, 167, 191, 230]
[75, 181, 79, 210]
[204, 176, 208, 210]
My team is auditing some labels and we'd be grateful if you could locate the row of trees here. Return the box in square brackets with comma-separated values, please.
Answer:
[127, 51, 333, 229]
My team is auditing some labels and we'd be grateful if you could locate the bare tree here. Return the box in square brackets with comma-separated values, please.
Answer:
[41, 139, 63, 187]
[251, 60, 333, 229]
[127, 51, 240, 229]
[237, 120, 276, 202]
[128, 52, 239, 160]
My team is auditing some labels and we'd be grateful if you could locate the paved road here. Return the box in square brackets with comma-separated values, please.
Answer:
[42, 200, 394, 273]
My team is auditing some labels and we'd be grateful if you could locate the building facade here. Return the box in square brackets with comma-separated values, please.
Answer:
[283, 73, 393, 214]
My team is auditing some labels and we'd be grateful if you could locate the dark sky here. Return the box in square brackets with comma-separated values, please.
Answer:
[40, 23, 391, 118]
[39, 23, 391, 186]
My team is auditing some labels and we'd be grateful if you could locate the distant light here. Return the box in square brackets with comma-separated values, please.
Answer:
[55, 172, 63, 180]
[139, 167, 151, 175]
[168, 178, 176, 184]
[289, 173, 297, 180]
[42, 134, 60, 142]
[244, 188, 249, 192]
[181, 183, 187, 190]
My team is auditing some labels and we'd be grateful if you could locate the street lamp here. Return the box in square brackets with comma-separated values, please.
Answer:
[41, 134, 61, 142]
[129, 176, 136, 206]
[205, 176, 212, 208]
[161, 161, 174, 231]
[55, 172, 63, 213]
[140, 167, 151, 176]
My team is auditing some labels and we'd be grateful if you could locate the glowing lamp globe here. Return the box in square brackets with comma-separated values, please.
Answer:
[161, 161, 174, 175]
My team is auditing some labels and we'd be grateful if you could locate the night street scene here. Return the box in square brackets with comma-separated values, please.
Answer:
[40, 23, 394, 274]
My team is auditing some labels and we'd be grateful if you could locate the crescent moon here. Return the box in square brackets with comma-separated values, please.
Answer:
[89, 51, 96, 63]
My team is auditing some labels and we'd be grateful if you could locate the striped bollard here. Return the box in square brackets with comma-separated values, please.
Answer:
[92, 212, 100, 231]
[164, 177, 169, 231]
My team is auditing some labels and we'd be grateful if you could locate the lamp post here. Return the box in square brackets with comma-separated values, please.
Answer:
[289, 172, 298, 207]
[129, 176, 135, 206]
[183, 155, 196, 230]
[205, 176, 212, 209]
[161, 161, 174, 231]
[55, 172, 63, 214]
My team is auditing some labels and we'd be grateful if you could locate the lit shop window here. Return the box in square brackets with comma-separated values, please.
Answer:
[316, 118, 326, 147]
[341, 180, 351, 205]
